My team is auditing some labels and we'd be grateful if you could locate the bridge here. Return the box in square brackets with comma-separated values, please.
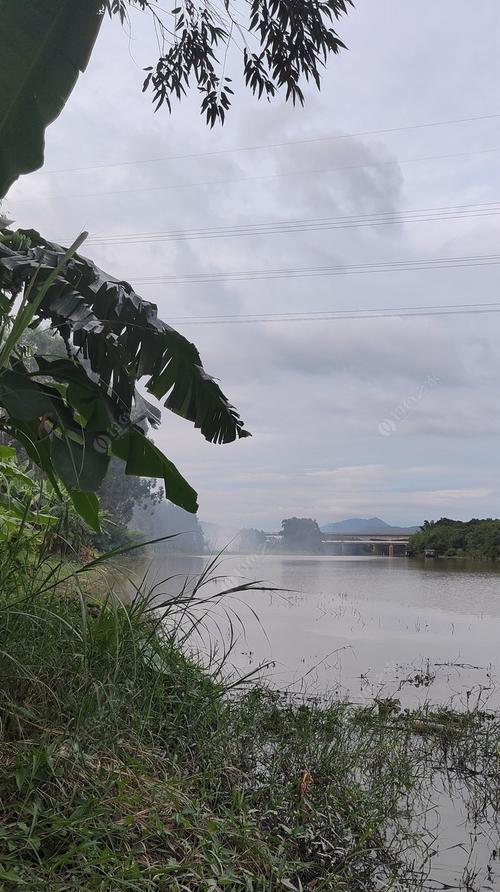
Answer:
[263, 532, 411, 557]
[321, 533, 410, 542]
[321, 532, 410, 556]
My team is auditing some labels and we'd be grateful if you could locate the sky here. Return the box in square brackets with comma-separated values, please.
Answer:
[3, 0, 500, 529]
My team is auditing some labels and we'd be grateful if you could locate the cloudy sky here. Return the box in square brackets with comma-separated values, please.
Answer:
[4, 0, 500, 529]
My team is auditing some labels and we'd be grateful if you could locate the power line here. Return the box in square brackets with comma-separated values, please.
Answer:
[125, 253, 500, 286]
[82, 201, 500, 247]
[39, 111, 500, 175]
[164, 298, 500, 322]
[82, 299, 500, 331]
[10, 146, 500, 204]
[94, 300, 500, 328]
[155, 305, 500, 326]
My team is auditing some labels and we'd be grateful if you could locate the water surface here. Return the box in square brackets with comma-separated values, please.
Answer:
[127, 552, 500, 890]
[137, 553, 500, 708]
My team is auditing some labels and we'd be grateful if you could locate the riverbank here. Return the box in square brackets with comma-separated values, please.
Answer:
[0, 566, 499, 891]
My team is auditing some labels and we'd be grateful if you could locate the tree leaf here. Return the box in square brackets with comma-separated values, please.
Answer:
[67, 490, 100, 532]
[7, 418, 61, 494]
[112, 430, 198, 513]
[0, 444, 16, 460]
[0, 0, 103, 196]
[50, 431, 110, 492]
[35, 356, 119, 432]
[0, 369, 53, 419]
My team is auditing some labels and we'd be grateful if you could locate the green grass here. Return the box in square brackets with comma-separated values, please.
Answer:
[0, 558, 498, 890]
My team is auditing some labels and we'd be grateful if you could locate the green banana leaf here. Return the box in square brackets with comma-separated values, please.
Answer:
[0, 230, 249, 523]
[0, 0, 103, 197]
[0, 230, 250, 445]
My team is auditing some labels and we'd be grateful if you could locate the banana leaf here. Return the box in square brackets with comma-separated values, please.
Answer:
[0, 0, 103, 196]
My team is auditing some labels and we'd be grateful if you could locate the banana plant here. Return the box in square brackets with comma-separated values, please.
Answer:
[0, 226, 249, 529]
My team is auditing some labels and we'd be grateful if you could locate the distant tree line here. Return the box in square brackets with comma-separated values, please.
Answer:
[408, 518, 500, 561]
[280, 517, 323, 553]
[234, 519, 323, 554]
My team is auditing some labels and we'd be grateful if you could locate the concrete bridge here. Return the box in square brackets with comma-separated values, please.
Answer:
[321, 533, 410, 557]
[264, 532, 411, 557]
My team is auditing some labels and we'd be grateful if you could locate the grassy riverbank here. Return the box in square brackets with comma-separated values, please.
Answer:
[0, 567, 499, 890]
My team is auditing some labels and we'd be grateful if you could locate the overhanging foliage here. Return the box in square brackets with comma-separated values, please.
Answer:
[0, 0, 103, 196]
[0, 0, 354, 202]
[0, 228, 250, 526]
[108, 0, 354, 126]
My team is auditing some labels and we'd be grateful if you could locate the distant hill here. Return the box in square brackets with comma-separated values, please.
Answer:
[321, 517, 419, 535]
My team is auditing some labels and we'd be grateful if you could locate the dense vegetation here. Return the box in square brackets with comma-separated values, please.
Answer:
[408, 518, 500, 560]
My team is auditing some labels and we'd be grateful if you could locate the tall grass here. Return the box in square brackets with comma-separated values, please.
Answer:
[0, 544, 498, 890]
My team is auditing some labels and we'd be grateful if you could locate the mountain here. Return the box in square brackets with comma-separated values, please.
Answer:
[320, 517, 419, 535]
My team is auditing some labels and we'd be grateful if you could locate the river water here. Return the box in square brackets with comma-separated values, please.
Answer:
[134, 553, 500, 709]
[127, 553, 500, 890]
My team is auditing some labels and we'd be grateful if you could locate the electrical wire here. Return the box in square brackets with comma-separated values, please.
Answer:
[40, 111, 500, 175]
[124, 253, 500, 287]
[81, 201, 500, 247]
[162, 305, 500, 326]
[92, 300, 500, 328]
[9, 146, 500, 204]
[165, 298, 500, 322]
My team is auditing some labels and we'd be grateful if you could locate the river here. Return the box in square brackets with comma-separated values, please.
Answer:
[125, 552, 500, 890]
[131, 553, 500, 709]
